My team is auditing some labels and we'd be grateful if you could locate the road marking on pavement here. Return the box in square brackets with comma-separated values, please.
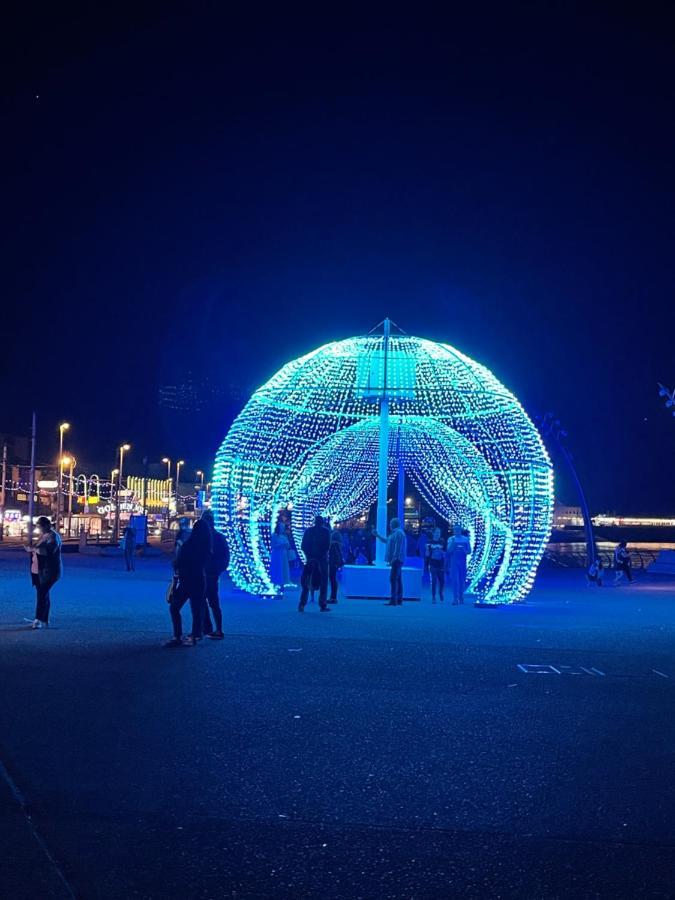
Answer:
[652, 669, 670, 679]
[517, 663, 605, 676]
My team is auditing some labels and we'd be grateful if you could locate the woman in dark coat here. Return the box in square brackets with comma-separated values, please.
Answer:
[26, 516, 62, 629]
[165, 519, 212, 647]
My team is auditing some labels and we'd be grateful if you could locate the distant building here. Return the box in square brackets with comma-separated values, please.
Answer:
[592, 514, 675, 527]
[553, 503, 584, 528]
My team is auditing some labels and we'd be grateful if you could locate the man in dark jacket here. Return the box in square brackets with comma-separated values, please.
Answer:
[200, 509, 230, 639]
[298, 515, 330, 612]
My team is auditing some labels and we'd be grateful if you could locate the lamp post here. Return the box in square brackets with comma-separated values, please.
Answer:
[162, 457, 171, 527]
[56, 422, 70, 532]
[196, 470, 204, 489]
[176, 460, 185, 516]
[62, 456, 76, 537]
[113, 444, 130, 542]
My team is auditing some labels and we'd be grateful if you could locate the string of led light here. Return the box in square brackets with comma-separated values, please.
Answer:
[212, 333, 554, 602]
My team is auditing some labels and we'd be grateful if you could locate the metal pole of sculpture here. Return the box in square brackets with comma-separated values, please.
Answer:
[375, 318, 390, 566]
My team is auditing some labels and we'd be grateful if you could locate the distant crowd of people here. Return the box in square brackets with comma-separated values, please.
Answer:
[19, 514, 641, 638]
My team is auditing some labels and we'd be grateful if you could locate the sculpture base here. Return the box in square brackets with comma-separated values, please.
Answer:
[340, 564, 423, 601]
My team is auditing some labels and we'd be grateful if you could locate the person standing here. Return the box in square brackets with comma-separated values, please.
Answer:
[328, 529, 344, 603]
[298, 515, 330, 612]
[586, 556, 604, 587]
[174, 518, 191, 556]
[122, 523, 136, 571]
[425, 527, 446, 603]
[375, 517, 406, 606]
[200, 509, 229, 639]
[447, 524, 471, 604]
[165, 518, 212, 646]
[613, 542, 633, 585]
[269, 522, 291, 594]
[25, 516, 62, 629]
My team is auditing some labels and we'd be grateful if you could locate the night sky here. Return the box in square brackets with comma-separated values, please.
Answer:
[2, 5, 675, 513]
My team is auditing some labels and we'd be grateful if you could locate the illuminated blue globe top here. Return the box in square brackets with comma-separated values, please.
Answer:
[212, 332, 554, 603]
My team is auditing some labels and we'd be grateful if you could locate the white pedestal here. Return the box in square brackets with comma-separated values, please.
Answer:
[340, 564, 423, 601]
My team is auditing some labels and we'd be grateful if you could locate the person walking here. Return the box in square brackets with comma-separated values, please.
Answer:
[375, 517, 406, 606]
[426, 527, 446, 603]
[165, 518, 212, 646]
[447, 524, 471, 604]
[328, 529, 344, 603]
[122, 523, 136, 571]
[25, 516, 62, 629]
[269, 522, 291, 594]
[298, 515, 330, 612]
[200, 509, 229, 639]
[613, 542, 633, 585]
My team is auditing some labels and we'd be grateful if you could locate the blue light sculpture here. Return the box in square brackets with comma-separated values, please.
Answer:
[212, 330, 554, 603]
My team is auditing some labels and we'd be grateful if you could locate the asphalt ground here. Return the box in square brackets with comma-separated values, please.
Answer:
[0, 551, 674, 899]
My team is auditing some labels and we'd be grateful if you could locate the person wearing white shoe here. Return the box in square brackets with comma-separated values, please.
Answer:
[25, 517, 62, 629]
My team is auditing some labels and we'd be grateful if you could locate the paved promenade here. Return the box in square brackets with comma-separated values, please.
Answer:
[1, 551, 674, 898]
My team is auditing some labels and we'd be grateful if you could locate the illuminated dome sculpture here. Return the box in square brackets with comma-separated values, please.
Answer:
[212, 325, 554, 603]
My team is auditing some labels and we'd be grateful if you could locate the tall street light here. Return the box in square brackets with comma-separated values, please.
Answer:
[176, 460, 185, 517]
[196, 470, 204, 488]
[62, 456, 76, 537]
[56, 422, 70, 532]
[162, 457, 171, 527]
[113, 444, 130, 542]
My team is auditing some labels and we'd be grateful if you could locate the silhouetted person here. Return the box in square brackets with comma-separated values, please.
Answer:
[447, 524, 471, 604]
[613, 542, 633, 585]
[426, 527, 446, 602]
[586, 557, 603, 587]
[270, 522, 291, 593]
[328, 529, 344, 603]
[123, 524, 136, 571]
[298, 515, 330, 612]
[166, 518, 212, 646]
[376, 517, 406, 606]
[25, 516, 62, 629]
[200, 509, 229, 639]
[174, 518, 191, 556]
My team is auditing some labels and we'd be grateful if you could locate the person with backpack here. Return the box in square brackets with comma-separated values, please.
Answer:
[298, 515, 331, 612]
[200, 509, 229, 639]
[328, 529, 344, 603]
[425, 527, 446, 603]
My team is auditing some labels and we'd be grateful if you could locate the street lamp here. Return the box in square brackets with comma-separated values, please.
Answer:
[196, 470, 204, 488]
[56, 422, 70, 531]
[113, 444, 130, 542]
[62, 456, 76, 537]
[175, 460, 185, 517]
[162, 457, 171, 527]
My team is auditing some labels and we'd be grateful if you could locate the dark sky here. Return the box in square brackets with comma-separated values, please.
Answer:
[2, 4, 675, 512]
